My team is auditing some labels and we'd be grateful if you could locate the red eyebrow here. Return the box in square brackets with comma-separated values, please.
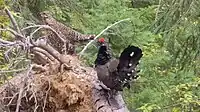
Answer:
[98, 38, 105, 43]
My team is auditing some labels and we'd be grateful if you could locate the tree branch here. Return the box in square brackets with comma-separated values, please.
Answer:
[22, 25, 65, 43]
[15, 66, 32, 112]
[79, 18, 130, 56]
[0, 28, 25, 40]
[31, 51, 49, 65]
[32, 47, 55, 61]
[4, 8, 21, 34]
[33, 37, 69, 65]
[0, 68, 28, 74]
[0, 38, 15, 45]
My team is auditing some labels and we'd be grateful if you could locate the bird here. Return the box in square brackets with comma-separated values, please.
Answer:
[94, 38, 112, 65]
[94, 38, 143, 91]
[39, 11, 95, 55]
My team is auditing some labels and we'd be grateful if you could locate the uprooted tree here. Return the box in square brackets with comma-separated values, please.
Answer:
[0, 8, 132, 112]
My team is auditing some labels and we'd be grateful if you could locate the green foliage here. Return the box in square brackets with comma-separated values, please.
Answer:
[151, 0, 200, 72]
[4, 0, 87, 31]
[164, 78, 200, 111]
[0, 0, 9, 28]
[0, 0, 5, 9]
[131, 0, 159, 8]
[0, 0, 10, 69]
[0, 0, 30, 85]
[79, 0, 156, 65]
[1, 0, 199, 111]
[77, 0, 200, 111]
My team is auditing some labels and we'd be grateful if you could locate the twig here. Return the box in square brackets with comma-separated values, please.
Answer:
[0, 38, 25, 49]
[42, 77, 51, 112]
[79, 18, 130, 56]
[31, 51, 49, 65]
[34, 38, 66, 64]
[22, 25, 45, 31]
[4, 47, 14, 62]
[23, 25, 68, 55]
[5, 92, 19, 106]
[15, 65, 32, 112]
[32, 47, 55, 61]
[0, 38, 14, 45]
[15, 83, 24, 112]
[34, 106, 39, 112]
[155, 0, 162, 21]
[0, 28, 25, 40]
[22, 25, 65, 42]
[0, 68, 28, 74]
[4, 8, 21, 34]
[30, 87, 38, 112]
[30, 27, 43, 38]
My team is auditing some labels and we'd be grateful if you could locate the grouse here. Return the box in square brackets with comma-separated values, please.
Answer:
[95, 38, 143, 91]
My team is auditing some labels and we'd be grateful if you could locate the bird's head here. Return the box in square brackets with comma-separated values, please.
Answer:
[98, 37, 105, 43]
[97, 37, 106, 46]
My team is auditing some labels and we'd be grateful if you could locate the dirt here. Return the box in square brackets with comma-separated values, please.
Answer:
[35, 72, 93, 112]
[0, 56, 97, 112]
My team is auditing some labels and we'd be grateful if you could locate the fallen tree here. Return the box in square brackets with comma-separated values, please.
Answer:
[0, 8, 130, 112]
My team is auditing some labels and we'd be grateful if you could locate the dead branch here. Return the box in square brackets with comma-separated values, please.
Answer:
[4, 8, 21, 34]
[22, 25, 65, 43]
[32, 37, 69, 64]
[0, 38, 15, 45]
[0, 28, 25, 40]
[79, 18, 130, 56]
[15, 83, 24, 112]
[5, 92, 18, 106]
[42, 76, 51, 112]
[2, 8, 68, 65]
[0, 68, 28, 74]
[4, 46, 14, 62]
[32, 47, 55, 61]
[31, 51, 49, 65]
[15, 65, 32, 112]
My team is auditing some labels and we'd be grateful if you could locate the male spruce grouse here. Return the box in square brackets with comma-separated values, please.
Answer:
[95, 38, 143, 91]
[40, 11, 95, 55]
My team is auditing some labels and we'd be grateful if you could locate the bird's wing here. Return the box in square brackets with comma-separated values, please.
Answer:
[107, 59, 119, 73]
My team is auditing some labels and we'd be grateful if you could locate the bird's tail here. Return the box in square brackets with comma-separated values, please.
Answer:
[117, 45, 143, 88]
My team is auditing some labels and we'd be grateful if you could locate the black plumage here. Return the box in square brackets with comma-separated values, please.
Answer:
[95, 39, 143, 91]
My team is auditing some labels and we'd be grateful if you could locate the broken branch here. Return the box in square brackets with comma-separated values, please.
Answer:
[79, 18, 130, 56]
[0, 28, 25, 40]
[22, 25, 65, 43]
[4, 8, 21, 34]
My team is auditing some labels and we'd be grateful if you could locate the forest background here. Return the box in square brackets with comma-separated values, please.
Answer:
[0, 0, 199, 112]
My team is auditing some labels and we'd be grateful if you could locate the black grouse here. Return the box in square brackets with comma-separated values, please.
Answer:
[95, 38, 143, 91]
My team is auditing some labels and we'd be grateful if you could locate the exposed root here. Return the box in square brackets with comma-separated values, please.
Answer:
[0, 56, 95, 112]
